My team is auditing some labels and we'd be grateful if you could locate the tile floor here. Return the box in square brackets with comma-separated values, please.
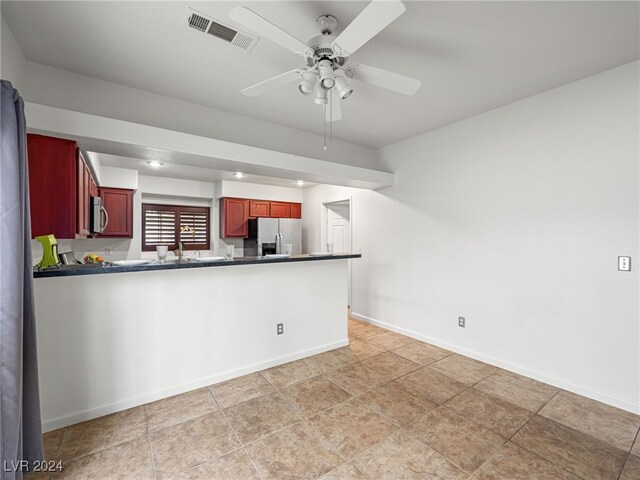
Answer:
[29, 317, 640, 480]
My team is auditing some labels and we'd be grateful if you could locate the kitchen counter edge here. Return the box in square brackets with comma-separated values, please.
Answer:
[33, 254, 362, 278]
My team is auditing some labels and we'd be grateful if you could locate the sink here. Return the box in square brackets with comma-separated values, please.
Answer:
[196, 256, 225, 263]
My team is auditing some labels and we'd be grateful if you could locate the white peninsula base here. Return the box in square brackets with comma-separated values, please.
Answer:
[34, 259, 349, 431]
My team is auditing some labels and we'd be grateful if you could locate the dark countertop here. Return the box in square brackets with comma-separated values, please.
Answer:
[33, 253, 361, 278]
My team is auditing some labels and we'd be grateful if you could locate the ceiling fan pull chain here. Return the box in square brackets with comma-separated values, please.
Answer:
[323, 102, 327, 151]
[329, 88, 333, 147]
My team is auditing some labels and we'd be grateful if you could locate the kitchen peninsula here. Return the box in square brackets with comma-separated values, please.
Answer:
[33, 254, 359, 430]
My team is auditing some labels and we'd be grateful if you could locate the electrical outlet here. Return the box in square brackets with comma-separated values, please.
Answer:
[277, 323, 284, 335]
[104, 248, 112, 256]
[458, 316, 465, 328]
[618, 256, 631, 271]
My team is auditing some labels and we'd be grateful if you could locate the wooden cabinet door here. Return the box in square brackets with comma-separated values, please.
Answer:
[269, 202, 291, 218]
[99, 188, 133, 237]
[290, 203, 302, 219]
[221, 198, 248, 238]
[249, 201, 270, 218]
[27, 134, 77, 238]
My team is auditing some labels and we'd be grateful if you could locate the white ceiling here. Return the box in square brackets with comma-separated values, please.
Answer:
[3, 1, 639, 148]
[95, 152, 317, 189]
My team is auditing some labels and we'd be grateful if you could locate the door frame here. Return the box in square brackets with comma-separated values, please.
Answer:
[320, 196, 353, 307]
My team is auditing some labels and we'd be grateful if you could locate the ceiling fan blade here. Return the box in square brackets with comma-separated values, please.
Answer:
[326, 89, 342, 122]
[229, 7, 312, 56]
[331, 0, 406, 56]
[345, 63, 421, 95]
[241, 69, 302, 97]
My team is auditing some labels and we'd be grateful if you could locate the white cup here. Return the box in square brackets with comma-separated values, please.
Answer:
[284, 244, 293, 256]
[156, 245, 168, 262]
[225, 244, 235, 260]
[326, 243, 334, 254]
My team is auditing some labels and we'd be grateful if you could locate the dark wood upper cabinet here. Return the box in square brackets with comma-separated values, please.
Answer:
[290, 203, 302, 219]
[27, 134, 93, 239]
[249, 201, 270, 218]
[220, 198, 249, 238]
[98, 188, 133, 237]
[269, 202, 291, 218]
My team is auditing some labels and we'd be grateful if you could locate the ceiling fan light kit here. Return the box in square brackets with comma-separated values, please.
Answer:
[298, 71, 317, 95]
[228, 0, 421, 149]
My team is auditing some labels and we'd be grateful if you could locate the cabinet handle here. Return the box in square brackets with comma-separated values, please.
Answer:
[100, 206, 109, 232]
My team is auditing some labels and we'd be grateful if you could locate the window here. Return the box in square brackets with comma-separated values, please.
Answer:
[142, 203, 210, 251]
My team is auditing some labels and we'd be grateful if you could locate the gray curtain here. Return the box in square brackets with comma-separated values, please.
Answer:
[0, 80, 44, 479]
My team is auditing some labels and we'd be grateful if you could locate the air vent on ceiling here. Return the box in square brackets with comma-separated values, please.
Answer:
[184, 7, 259, 52]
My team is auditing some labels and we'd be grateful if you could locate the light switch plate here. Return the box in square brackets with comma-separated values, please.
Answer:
[618, 256, 631, 271]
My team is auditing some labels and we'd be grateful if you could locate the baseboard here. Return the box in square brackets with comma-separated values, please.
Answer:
[351, 312, 639, 415]
[42, 338, 349, 432]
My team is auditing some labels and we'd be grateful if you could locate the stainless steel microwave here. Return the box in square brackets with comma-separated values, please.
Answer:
[91, 196, 108, 234]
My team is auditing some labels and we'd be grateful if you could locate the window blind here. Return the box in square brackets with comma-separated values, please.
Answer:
[142, 204, 210, 251]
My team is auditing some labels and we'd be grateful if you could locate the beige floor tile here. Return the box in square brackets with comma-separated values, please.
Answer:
[24, 471, 51, 480]
[442, 388, 533, 438]
[303, 350, 354, 374]
[57, 407, 147, 461]
[323, 363, 391, 396]
[353, 431, 467, 480]
[470, 442, 579, 479]
[349, 322, 387, 340]
[309, 398, 398, 459]
[396, 366, 468, 404]
[53, 438, 153, 480]
[391, 341, 453, 365]
[280, 376, 352, 417]
[43, 430, 64, 461]
[337, 340, 386, 361]
[511, 415, 627, 480]
[539, 391, 640, 451]
[405, 406, 506, 474]
[320, 463, 368, 480]
[620, 454, 640, 480]
[633, 435, 640, 456]
[360, 352, 421, 379]
[145, 388, 218, 431]
[474, 369, 558, 412]
[150, 412, 239, 479]
[209, 372, 275, 409]
[364, 331, 416, 350]
[358, 382, 437, 427]
[260, 359, 319, 389]
[223, 391, 303, 444]
[428, 355, 497, 385]
[554, 391, 640, 422]
[168, 449, 260, 480]
[245, 421, 344, 480]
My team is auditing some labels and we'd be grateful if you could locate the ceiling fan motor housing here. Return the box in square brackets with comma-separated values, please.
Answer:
[306, 34, 348, 67]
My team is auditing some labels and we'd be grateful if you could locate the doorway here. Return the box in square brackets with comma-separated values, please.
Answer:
[321, 198, 352, 307]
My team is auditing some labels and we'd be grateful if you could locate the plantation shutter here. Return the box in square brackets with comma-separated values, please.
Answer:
[142, 205, 177, 250]
[179, 207, 209, 249]
[142, 204, 210, 251]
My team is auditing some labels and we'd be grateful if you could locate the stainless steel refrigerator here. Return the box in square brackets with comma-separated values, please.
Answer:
[244, 218, 302, 256]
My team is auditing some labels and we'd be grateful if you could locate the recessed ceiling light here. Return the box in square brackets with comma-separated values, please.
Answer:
[146, 160, 164, 168]
[233, 172, 245, 178]
[295, 180, 305, 186]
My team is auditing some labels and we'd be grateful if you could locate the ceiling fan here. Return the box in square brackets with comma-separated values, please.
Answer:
[228, 0, 421, 125]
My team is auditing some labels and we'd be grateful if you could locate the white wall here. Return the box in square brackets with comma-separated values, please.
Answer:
[216, 180, 303, 203]
[34, 259, 348, 430]
[1, 16, 25, 91]
[99, 166, 138, 190]
[22, 61, 378, 170]
[304, 61, 640, 413]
